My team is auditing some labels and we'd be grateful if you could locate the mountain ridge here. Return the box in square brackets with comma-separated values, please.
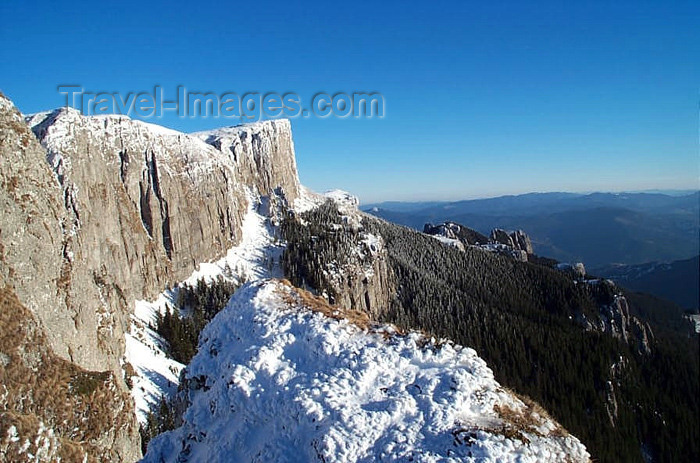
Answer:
[1, 93, 697, 463]
[364, 194, 699, 268]
[1, 94, 302, 461]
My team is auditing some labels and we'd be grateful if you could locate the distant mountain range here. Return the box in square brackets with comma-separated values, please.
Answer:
[363, 192, 699, 268]
[593, 255, 699, 311]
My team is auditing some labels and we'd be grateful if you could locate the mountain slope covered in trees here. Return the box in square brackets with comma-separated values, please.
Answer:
[364, 192, 699, 267]
[282, 200, 699, 463]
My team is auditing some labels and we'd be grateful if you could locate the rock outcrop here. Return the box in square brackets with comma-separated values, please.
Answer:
[23, 105, 300, 372]
[423, 222, 533, 262]
[319, 192, 396, 319]
[490, 228, 533, 254]
[423, 222, 488, 245]
[328, 229, 396, 320]
[598, 295, 653, 355]
[0, 286, 140, 462]
[1, 93, 302, 460]
[511, 229, 533, 254]
[490, 228, 516, 248]
[557, 262, 587, 279]
[575, 280, 654, 355]
[1, 95, 141, 461]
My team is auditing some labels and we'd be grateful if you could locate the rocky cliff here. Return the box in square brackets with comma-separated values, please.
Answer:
[22, 104, 300, 372]
[1, 93, 301, 460]
[282, 191, 397, 320]
[422, 222, 534, 262]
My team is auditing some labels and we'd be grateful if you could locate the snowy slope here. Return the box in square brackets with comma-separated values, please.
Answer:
[125, 191, 285, 423]
[124, 184, 326, 423]
[143, 280, 589, 463]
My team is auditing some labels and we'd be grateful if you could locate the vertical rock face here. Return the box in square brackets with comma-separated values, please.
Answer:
[490, 228, 534, 254]
[0, 96, 68, 347]
[490, 228, 516, 248]
[23, 106, 300, 372]
[193, 121, 301, 205]
[597, 295, 653, 355]
[510, 230, 533, 254]
[1, 95, 141, 461]
[1, 93, 302, 460]
[328, 229, 396, 320]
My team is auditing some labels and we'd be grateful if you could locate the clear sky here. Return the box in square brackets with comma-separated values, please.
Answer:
[2, 0, 698, 203]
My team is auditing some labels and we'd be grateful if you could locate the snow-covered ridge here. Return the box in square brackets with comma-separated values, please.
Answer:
[125, 191, 286, 423]
[192, 118, 291, 141]
[143, 279, 590, 463]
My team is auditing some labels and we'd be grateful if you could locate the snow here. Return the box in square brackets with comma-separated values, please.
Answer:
[293, 185, 326, 213]
[324, 189, 359, 208]
[143, 280, 590, 463]
[125, 313, 183, 424]
[125, 190, 285, 424]
[26, 106, 229, 188]
[119, 179, 588, 462]
[322, 189, 364, 229]
[430, 234, 466, 251]
[686, 314, 700, 334]
[192, 119, 289, 141]
[360, 232, 382, 256]
[134, 119, 183, 137]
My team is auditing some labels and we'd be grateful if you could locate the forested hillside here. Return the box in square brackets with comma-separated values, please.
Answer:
[282, 201, 699, 463]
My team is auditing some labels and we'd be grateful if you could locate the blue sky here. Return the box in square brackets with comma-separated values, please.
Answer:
[2, 0, 698, 202]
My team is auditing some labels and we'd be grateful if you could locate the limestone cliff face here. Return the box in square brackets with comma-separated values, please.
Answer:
[324, 193, 397, 319]
[0, 96, 68, 348]
[0, 95, 141, 461]
[193, 121, 301, 205]
[1, 93, 301, 460]
[23, 106, 300, 372]
[328, 223, 396, 320]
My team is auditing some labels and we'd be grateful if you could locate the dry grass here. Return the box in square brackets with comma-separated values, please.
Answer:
[449, 397, 558, 448]
[277, 279, 372, 330]
[0, 285, 137, 462]
[517, 392, 570, 438]
[276, 280, 444, 346]
[491, 390, 570, 443]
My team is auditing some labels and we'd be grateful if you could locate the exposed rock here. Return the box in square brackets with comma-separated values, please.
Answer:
[424, 223, 531, 262]
[490, 228, 515, 248]
[604, 380, 619, 427]
[0, 95, 69, 359]
[423, 222, 488, 245]
[599, 295, 631, 341]
[510, 249, 529, 262]
[630, 317, 654, 356]
[2, 93, 302, 459]
[597, 293, 653, 355]
[193, 121, 301, 206]
[24, 105, 300, 372]
[557, 262, 587, 279]
[510, 229, 533, 254]
[1, 95, 139, 461]
[0, 285, 140, 463]
[306, 195, 396, 319]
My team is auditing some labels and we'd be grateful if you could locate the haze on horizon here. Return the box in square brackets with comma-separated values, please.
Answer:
[358, 188, 700, 206]
[1, 0, 698, 203]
